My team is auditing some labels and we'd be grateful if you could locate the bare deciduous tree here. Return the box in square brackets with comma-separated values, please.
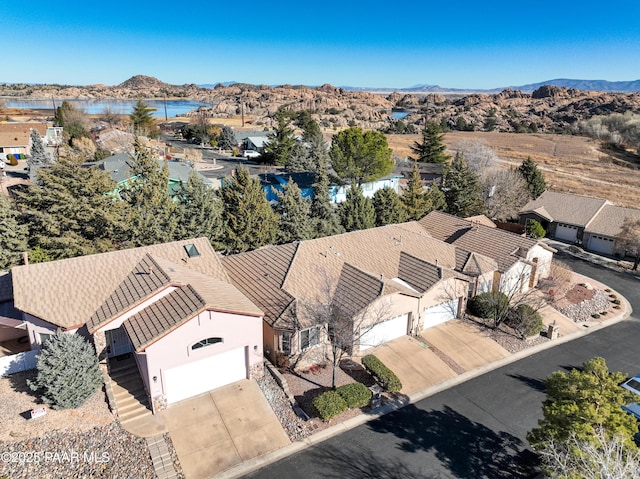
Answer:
[483, 168, 531, 221]
[617, 216, 640, 270]
[536, 426, 640, 479]
[454, 140, 500, 176]
[303, 267, 390, 389]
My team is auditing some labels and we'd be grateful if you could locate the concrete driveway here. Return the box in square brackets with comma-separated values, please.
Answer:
[162, 379, 290, 479]
[422, 320, 511, 371]
[366, 336, 458, 395]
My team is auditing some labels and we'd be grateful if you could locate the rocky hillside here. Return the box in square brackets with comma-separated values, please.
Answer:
[2, 76, 640, 133]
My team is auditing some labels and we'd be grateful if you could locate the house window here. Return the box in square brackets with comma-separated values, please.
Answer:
[478, 280, 492, 294]
[467, 282, 475, 299]
[39, 332, 53, 345]
[281, 332, 291, 353]
[300, 326, 320, 351]
[184, 243, 200, 258]
[191, 337, 223, 350]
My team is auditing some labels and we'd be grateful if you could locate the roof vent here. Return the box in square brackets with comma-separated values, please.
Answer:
[148, 266, 154, 275]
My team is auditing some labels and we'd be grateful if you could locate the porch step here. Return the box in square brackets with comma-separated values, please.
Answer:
[107, 356, 152, 423]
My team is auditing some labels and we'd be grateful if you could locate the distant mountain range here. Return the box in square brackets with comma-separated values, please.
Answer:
[339, 79, 640, 94]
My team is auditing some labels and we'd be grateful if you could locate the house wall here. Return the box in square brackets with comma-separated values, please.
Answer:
[23, 313, 58, 349]
[500, 261, 533, 295]
[142, 309, 263, 410]
[263, 322, 277, 363]
[527, 244, 553, 282]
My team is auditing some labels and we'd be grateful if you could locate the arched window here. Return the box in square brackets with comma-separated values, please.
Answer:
[191, 337, 223, 350]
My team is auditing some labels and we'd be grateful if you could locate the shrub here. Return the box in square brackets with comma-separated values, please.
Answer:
[362, 355, 402, 393]
[336, 382, 372, 409]
[468, 292, 510, 321]
[313, 390, 347, 421]
[506, 304, 544, 339]
[614, 305, 621, 309]
[592, 313, 601, 319]
[613, 299, 621, 305]
[605, 288, 612, 292]
[526, 220, 546, 239]
[27, 332, 103, 410]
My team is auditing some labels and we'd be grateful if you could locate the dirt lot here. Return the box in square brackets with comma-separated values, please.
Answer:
[387, 131, 640, 208]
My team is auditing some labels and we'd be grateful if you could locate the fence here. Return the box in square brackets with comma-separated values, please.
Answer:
[0, 350, 39, 376]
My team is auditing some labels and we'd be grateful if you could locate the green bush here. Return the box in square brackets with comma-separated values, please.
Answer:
[506, 304, 544, 339]
[614, 305, 621, 309]
[526, 220, 546, 239]
[362, 355, 402, 393]
[313, 390, 347, 421]
[336, 382, 372, 409]
[613, 299, 621, 305]
[592, 313, 601, 319]
[468, 292, 510, 320]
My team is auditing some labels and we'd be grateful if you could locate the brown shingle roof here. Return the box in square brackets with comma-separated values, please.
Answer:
[520, 191, 609, 227]
[124, 285, 205, 351]
[419, 211, 536, 272]
[585, 204, 640, 237]
[12, 238, 228, 329]
[221, 243, 297, 328]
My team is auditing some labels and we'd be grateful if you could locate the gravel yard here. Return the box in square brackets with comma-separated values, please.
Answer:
[0, 370, 155, 479]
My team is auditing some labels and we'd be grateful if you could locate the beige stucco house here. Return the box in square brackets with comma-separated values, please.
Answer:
[8, 238, 264, 413]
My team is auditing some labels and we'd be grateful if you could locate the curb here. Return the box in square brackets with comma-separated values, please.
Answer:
[214, 287, 632, 479]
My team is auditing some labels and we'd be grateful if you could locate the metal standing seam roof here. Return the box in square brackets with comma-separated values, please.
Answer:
[419, 211, 537, 272]
[585, 204, 640, 237]
[519, 191, 609, 227]
[11, 237, 228, 329]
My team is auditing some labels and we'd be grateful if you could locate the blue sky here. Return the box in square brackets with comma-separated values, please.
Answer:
[2, 1, 639, 89]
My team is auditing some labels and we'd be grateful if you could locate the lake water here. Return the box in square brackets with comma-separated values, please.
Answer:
[2, 99, 208, 118]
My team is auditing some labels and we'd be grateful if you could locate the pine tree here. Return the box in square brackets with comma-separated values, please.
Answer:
[401, 162, 430, 220]
[121, 139, 177, 246]
[263, 109, 296, 166]
[218, 126, 236, 150]
[174, 171, 223, 243]
[130, 100, 158, 138]
[410, 122, 450, 164]
[27, 332, 103, 410]
[293, 110, 322, 141]
[219, 166, 278, 252]
[310, 155, 344, 238]
[339, 185, 376, 232]
[0, 195, 27, 269]
[443, 152, 485, 217]
[425, 180, 446, 212]
[274, 179, 313, 243]
[307, 134, 331, 174]
[528, 357, 637, 451]
[518, 157, 546, 199]
[284, 142, 315, 173]
[15, 159, 129, 259]
[27, 129, 53, 183]
[372, 187, 407, 226]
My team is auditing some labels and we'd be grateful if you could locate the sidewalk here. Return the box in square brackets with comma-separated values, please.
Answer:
[216, 273, 632, 479]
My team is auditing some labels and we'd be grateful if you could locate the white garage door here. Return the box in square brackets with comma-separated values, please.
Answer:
[164, 347, 247, 405]
[588, 235, 615, 255]
[423, 299, 459, 330]
[360, 313, 409, 351]
[555, 223, 578, 242]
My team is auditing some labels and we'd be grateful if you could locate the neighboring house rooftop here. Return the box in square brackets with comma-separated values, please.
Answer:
[223, 222, 496, 328]
[466, 215, 497, 228]
[260, 172, 316, 191]
[585, 204, 640, 237]
[11, 238, 231, 329]
[520, 191, 609, 227]
[234, 131, 273, 144]
[419, 211, 539, 272]
[0, 122, 47, 147]
[246, 136, 269, 149]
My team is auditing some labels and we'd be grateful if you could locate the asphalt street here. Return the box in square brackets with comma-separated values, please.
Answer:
[246, 254, 640, 479]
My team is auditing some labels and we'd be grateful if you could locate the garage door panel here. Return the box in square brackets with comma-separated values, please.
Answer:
[555, 224, 578, 242]
[588, 235, 614, 255]
[360, 314, 408, 351]
[423, 300, 458, 330]
[164, 347, 246, 404]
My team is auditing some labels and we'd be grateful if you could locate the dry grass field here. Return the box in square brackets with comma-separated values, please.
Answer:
[387, 131, 640, 208]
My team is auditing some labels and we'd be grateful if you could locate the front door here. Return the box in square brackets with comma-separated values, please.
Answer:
[106, 327, 133, 358]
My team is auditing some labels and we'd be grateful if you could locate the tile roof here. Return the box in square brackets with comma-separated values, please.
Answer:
[332, 263, 384, 319]
[397, 252, 442, 293]
[124, 285, 205, 351]
[585, 204, 640, 236]
[519, 191, 609, 227]
[465, 215, 496, 228]
[419, 211, 537, 272]
[221, 243, 298, 328]
[455, 248, 498, 275]
[0, 123, 47, 147]
[87, 255, 172, 332]
[12, 238, 228, 329]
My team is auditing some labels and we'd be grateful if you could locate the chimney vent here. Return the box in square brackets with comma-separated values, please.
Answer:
[148, 266, 154, 275]
[22, 251, 29, 266]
